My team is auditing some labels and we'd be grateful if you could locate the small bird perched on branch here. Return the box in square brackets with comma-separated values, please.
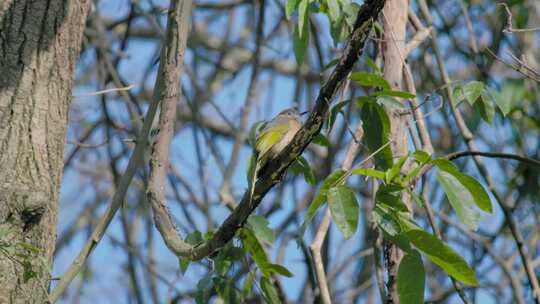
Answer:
[253, 107, 306, 178]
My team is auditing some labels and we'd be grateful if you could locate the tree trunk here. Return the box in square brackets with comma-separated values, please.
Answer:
[381, 0, 409, 303]
[0, 1, 90, 302]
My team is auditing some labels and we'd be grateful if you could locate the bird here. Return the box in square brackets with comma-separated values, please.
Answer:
[254, 107, 305, 176]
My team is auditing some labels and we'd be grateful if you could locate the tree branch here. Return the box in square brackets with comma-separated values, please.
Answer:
[447, 151, 540, 168]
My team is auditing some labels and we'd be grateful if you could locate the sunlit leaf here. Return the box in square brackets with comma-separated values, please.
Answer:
[432, 159, 492, 213]
[351, 167, 385, 179]
[462, 81, 484, 105]
[247, 215, 275, 246]
[350, 71, 391, 90]
[413, 150, 431, 163]
[436, 171, 481, 230]
[405, 229, 478, 286]
[327, 186, 359, 239]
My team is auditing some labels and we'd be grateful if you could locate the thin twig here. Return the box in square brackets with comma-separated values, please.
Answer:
[498, 3, 540, 33]
[73, 84, 135, 97]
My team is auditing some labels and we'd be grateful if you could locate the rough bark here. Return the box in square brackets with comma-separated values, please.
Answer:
[0, 1, 90, 303]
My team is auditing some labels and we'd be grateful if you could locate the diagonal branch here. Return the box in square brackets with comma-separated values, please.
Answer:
[147, 0, 387, 261]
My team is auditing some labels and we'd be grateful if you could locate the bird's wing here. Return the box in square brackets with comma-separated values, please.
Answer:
[255, 120, 289, 158]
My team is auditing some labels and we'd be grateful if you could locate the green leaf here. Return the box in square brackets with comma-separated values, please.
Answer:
[214, 254, 233, 276]
[410, 191, 425, 208]
[186, 231, 203, 244]
[365, 57, 382, 73]
[286, 0, 300, 19]
[302, 169, 348, 232]
[376, 190, 409, 212]
[260, 277, 281, 304]
[452, 86, 465, 107]
[325, 0, 340, 22]
[313, 133, 331, 147]
[372, 205, 414, 253]
[398, 250, 425, 304]
[356, 96, 376, 108]
[372, 90, 416, 99]
[403, 163, 422, 184]
[432, 159, 492, 213]
[242, 270, 255, 299]
[180, 231, 204, 273]
[413, 150, 431, 163]
[212, 245, 245, 276]
[351, 167, 385, 179]
[386, 155, 408, 183]
[360, 102, 393, 170]
[436, 171, 481, 230]
[247, 215, 275, 246]
[475, 91, 495, 123]
[491, 79, 524, 115]
[196, 276, 213, 304]
[350, 72, 391, 90]
[327, 186, 359, 239]
[242, 227, 271, 277]
[343, 2, 360, 28]
[268, 263, 294, 277]
[372, 205, 402, 237]
[290, 156, 316, 185]
[298, 0, 309, 37]
[327, 100, 350, 132]
[405, 229, 478, 286]
[293, 8, 309, 65]
[462, 81, 484, 105]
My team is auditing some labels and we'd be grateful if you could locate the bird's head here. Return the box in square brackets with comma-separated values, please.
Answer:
[277, 107, 308, 118]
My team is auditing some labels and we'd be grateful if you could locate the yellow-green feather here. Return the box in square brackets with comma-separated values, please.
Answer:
[255, 123, 289, 158]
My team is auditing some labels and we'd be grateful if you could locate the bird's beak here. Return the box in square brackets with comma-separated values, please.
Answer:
[299, 111, 309, 116]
